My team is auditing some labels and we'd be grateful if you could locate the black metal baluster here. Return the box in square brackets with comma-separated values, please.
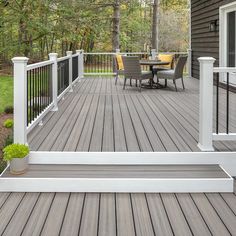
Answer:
[216, 73, 219, 134]
[226, 72, 229, 134]
[29, 70, 32, 124]
[32, 69, 34, 121]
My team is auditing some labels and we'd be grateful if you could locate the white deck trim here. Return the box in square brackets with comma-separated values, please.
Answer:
[0, 177, 233, 193]
[29, 152, 236, 176]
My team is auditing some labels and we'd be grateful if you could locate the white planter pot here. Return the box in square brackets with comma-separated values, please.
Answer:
[10, 155, 29, 175]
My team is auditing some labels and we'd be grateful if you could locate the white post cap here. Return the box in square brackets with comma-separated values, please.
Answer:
[49, 53, 58, 60]
[66, 51, 73, 56]
[198, 57, 216, 63]
[12, 57, 29, 63]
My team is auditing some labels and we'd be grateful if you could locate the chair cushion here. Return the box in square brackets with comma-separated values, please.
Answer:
[156, 70, 175, 79]
[157, 54, 174, 69]
[141, 71, 153, 80]
[116, 54, 124, 70]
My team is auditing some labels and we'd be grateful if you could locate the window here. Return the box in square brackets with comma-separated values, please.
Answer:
[220, 3, 236, 85]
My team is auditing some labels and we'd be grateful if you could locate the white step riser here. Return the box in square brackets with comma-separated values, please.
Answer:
[0, 178, 233, 193]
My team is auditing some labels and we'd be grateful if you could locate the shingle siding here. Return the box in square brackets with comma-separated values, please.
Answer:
[191, 0, 235, 79]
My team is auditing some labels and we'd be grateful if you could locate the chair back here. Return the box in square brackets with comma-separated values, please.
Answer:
[158, 54, 174, 69]
[115, 54, 124, 71]
[174, 56, 188, 79]
[122, 56, 142, 79]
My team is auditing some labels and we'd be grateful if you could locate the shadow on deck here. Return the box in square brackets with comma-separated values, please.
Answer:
[28, 76, 236, 152]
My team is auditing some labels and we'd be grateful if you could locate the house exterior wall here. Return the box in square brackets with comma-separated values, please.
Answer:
[191, 0, 235, 79]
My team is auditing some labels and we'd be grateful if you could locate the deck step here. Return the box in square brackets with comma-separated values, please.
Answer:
[0, 164, 233, 192]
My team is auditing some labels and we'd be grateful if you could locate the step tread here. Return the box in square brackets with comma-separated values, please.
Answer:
[2, 164, 230, 179]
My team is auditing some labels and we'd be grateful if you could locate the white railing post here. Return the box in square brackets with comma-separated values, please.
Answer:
[116, 49, 120, 54]
[151, 49, 157, 60]
[77, 50, 84, 79]
[49, 53, 58, 111]
[66, 51, 73, 92]
[12, 57, 29, 144]
[198, 57, 216, 151]
[187, 49, 192, 78]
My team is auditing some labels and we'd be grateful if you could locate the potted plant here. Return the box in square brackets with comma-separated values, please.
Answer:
[3, 144, 30, 175]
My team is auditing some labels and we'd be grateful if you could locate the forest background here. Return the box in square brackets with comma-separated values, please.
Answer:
[0, 0, 189, 66]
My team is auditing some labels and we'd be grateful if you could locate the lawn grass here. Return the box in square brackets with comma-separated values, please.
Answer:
[0, 76, 13, 113]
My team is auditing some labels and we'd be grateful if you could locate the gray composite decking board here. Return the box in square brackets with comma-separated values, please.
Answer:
[60, 193, 85, 236]
[205, 193, 236, 234]
[145, 193, 174, 236]
[40, 193, 70, 236]
[2, 192, 40, 236]
[2, 164, 230, 179]
[118, 95, 140, 151]
[191, 193, 231, 236]
[89, 95, 106, 151]
[78, 193, 100, 236]
[116, 193, 136, 236]
[76, 95, 100, 151]
[21, 193, 55, 236]
[136, 94, 179, 151]
[220, 193, 236, 215]
[160, 193, 193, 236]
[0, 192, 10, 208]
[143, 94, 192, 151]
[112, 95, 127, 151]
[176, 193, 212, 236]
[28, 77, 236, 152]
[28, 79, 87, 145]
[98, 193, 116, 236]
[50, 94, 88, 151]
[130, 95, 166, 151]
[38, 94, 84, 151]
[152, 94, 200, 152]
[130, 194, 155, 236]
[0, 192, 25, 235]
[0, 185, 236, 236]
[63, 94, 94, 151]
[124, 95, 154, 151]
[167, 92, 236, 152]
[102, 95, 114, 151]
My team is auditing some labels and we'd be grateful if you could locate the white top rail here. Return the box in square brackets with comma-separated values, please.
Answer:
[72, 53, 79, 58]
[57, 55, 70, 62]
[27, 60, 53, 71]
[213, 67, 236, 73]
[84, 51, 187, 55]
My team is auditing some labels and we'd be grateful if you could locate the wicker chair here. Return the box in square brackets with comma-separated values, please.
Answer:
[122, 56, 153, 92]
[155, 56, 188, 92]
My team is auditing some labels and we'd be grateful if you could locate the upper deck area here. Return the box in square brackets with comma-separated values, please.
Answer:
[27, 76, 236, 152]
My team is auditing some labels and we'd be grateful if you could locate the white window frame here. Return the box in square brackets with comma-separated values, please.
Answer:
[219, 2, 236, 83]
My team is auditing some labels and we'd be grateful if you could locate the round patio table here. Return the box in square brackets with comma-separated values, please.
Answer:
[139, 60, 170, 89]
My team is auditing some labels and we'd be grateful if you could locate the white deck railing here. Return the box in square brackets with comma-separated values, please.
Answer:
[198, 57, 236, 151]
[12, 50, 84, 144]
[84, 49, 192, 77]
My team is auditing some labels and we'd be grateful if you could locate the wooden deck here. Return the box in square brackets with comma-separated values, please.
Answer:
[0, 181, 235, 236]
[28, 76, 236, 152]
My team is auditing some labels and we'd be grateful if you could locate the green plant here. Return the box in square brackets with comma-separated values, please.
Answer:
[3, 119, 14, 128]
[3, 144, 30, 161]
[4, 134, 13, 147]
[4, 106, 14, 114]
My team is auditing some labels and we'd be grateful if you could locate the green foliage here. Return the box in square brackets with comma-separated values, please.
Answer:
[0, 76, 13, 113]
[3, 144, 30, 161]
[4, 105, 13, 114]
[0, 159, 7, 174]
[0, 0, 189, 62]
[4, 134, 13, 147]
[3, 119, 13, 128]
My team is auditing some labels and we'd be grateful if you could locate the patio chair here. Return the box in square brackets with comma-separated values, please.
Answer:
[115, 54, 131, 86]
[122, 56, 153, 92]
[155, 56, 188, 92]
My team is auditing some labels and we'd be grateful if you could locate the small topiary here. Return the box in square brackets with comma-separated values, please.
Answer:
[3, 144, 30, 161]
[3, 119, 14, 128]
[4, 106, 14, 114]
